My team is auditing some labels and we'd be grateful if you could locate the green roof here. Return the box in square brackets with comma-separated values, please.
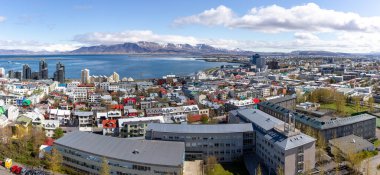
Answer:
[0, 106, 4, 115]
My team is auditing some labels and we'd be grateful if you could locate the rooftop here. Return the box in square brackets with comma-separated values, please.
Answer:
[147, 123, 253, 134]
[233, 108, 316, 150]
[54, 131, 185, 167]
[259, 102, 376, 129]
[236, 109, 283, 131]
[329, 135, 374, 154]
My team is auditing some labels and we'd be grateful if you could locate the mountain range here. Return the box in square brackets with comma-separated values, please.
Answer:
[69, 41, 255, 55]
[0, 41, 378, 57]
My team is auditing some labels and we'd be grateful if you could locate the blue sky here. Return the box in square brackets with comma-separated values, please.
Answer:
[1, 0, 380, 52]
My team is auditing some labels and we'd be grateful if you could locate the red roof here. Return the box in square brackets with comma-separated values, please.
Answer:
[112, 104, 124, 109]
[102, 119, 117, 128]
[187, 114, 202, 123]
[44, 138, 55, 146]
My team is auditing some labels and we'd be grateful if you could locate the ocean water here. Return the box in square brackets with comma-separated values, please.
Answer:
[0, 55, 238, 79]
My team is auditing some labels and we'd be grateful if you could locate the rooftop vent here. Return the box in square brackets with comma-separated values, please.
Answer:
[132, 149, 139, 154]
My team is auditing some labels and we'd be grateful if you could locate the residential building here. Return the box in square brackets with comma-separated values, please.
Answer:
[119, 116, 164, 138]
[39, 59, 48, 79]
[23, 64, 32, 80]
[74, 111, 94, 132]
[48, 108, 71, 125]
[0, 67, 4, 78]
[42, 120, 60, 137]
[54, 62, 65, 84]
[81, 69, 90, 84]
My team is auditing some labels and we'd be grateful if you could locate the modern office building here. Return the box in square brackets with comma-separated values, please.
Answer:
[146, 123, 255, 162]
[258, 101, 376, 141]
[54, 131, 185, 175]
[8, 70, 15, 79]
[39, 59, 48, 79]
[54, 62, 65, 83]
[31, 72, 39, 80]
[15, 71, 22, 80]
[251, 54, 266, 71]
[81, 69, 90, 84]
[229, 109, 316, 175]
[22, 64, 32, 80]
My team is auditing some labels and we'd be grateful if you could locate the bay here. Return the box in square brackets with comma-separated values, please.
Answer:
[0, 54, 237, 79]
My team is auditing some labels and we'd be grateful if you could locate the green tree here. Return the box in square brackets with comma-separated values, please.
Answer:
[368, 97, 375, 112]
[201, 114, 209, 124]
[256, 164, 262, 175]
[353, 96, 361, 112]
[46, 148, 63, 174]
[53, 127, 64, 139]
[335, 93, 346, 114]
[100, 157, 110, 175]
[276, 165, 284, 175]
[204, 156, 232, 175]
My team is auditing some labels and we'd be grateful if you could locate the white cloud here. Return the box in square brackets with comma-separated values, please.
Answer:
[0, 40, 81, 52]
[0, 16, 6, 22]
[173, 5, 234, 27]
[294, 32, 319, 40]
[174, 3, 380, 33]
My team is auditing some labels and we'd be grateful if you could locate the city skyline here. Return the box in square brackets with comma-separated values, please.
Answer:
[0, 0, 380, 53]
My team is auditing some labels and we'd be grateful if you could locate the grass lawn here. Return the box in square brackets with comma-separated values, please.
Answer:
[320, 103, 369, 116]
[208, 164, 233, 175]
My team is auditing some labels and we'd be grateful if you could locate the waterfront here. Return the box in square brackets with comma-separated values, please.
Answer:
[0, 55, 238, 79]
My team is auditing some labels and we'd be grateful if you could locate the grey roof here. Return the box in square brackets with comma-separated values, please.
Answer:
[329, 135, 374, 154]
[267, 95, 296, 104]
[259, 102, 376, 130]
[54, 131, 185, 167]
[265, 130, 316, 150]
[73, 111, 94, 116]
[233, 108, 316, 150]
[147, 123, 253, 134]
[236, 109, 283, 131]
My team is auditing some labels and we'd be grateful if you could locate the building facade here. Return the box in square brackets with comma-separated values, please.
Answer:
[145, 123, 255, 162]
[258, 101, 376, 141]
[54, 132, 185, 175]
[229, 109, 316, 175]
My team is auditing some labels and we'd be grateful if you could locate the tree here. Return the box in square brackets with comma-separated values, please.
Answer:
[201, 114, 209, 124]
[256, 164, 262, 175]
[353, 96, 361, 112]
[276, 165, 284, 175]
[53, 128, 64, 139]
[46, 148, 63, 173]
[100, 157, 110, 175]
[204, 156, 233, 175]
[205, 156, 217, 174]
[335, 93, 346, 115]
[368, 97, 375, 112]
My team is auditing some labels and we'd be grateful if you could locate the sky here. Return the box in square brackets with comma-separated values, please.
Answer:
[0, 0, 380, 53]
